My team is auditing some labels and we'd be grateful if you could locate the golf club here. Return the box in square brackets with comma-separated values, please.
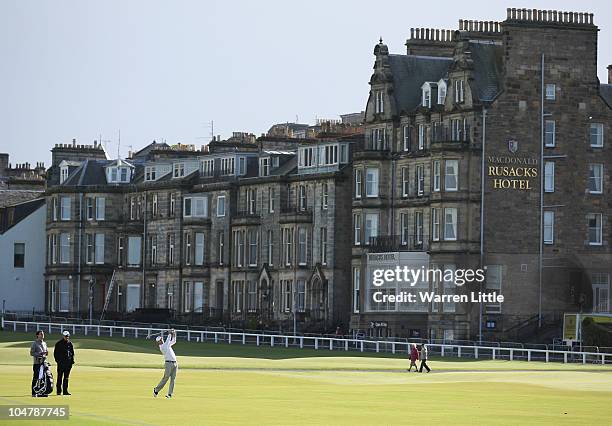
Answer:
[146, 330, 168, 340]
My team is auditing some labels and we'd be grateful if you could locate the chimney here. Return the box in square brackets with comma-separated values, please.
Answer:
[0, 153, 8, 176]
[608, 65, 612, 84]
[72, 138, 76, 147]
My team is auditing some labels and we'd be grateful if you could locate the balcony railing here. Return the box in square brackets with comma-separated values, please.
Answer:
[234, 210, 261, 218]
[280, 206, 312, 215]
[368, 235, 429, 252]
[432, 125, 471, 143]
[364, 138, 391, 151]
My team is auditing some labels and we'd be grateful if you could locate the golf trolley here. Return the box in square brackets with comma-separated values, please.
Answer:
[32, 360, 54, 397]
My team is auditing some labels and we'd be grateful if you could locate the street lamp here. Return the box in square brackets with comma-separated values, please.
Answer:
[293, 284, 297, 336]
[88, 278, 95, 325]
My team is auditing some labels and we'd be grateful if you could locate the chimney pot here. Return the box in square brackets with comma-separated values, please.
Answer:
[608, 65, 612, 84]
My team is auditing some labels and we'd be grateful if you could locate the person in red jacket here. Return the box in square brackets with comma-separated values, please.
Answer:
[407, 343, 419, 372]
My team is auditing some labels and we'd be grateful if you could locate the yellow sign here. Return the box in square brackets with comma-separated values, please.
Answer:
[563, 314, 577, 341]
[563, 313, 612, 342]
[583, 314, 612, 325]
[487, 156, 538, 191]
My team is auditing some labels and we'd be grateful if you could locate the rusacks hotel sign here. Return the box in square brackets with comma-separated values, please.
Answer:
[487, 139, 538, 190]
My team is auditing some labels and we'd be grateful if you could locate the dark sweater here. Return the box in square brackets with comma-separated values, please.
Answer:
[54, 339, 75, 365]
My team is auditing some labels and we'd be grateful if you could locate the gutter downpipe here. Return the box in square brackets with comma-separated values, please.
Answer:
[539, 53, 545, 329]
[390, 130, 396, 239]
[77, 193, 83, 318]
[143, 191, 147, 307]
[479, 106, 487, 344]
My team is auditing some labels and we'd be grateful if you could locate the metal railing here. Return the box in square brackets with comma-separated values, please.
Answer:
[432, 125, 471, 143]
[3, 319, 611, 365]
[280, 206, 312, 215]
[369, 235, 428, 252]
[233, 210, 261, 218]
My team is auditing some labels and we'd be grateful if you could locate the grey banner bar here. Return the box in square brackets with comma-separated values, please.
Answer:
[0, 405, 69, 420]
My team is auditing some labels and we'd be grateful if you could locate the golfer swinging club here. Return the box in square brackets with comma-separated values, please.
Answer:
[153, 329, 177, 399]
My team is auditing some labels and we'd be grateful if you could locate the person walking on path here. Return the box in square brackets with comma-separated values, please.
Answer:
[153, 329, 178, 398]
[419, 344, 431, 373]
[407, 343, 419, 372]
[30, 330, 48, 397]
[54, 331, 75, 395]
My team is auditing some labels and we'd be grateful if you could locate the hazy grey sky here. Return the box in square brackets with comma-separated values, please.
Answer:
[1, 0, 611, 165]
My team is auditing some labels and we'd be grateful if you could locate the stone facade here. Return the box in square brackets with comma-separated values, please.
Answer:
[44, 135, 360, 333]
[349, 8, 612, 341]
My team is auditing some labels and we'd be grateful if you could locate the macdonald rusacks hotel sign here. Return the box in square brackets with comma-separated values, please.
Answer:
[487, 139, 538, 190]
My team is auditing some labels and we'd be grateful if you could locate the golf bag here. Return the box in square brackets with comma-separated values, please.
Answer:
[32, 361, 54, 396]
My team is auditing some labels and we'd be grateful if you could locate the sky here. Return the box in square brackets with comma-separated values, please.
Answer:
[1, 0, 611, 165]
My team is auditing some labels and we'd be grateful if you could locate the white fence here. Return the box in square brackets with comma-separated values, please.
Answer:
[3, 319, 612, 365]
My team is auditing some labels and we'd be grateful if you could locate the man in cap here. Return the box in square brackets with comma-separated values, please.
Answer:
[153, 329, 177, 399]
[53, 330, 75, 395]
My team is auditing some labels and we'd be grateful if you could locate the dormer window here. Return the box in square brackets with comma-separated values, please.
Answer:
[201, 159, 214, 177]
[60, 166, 69, 184]
[173, 163, 185, 178]
[299, 147, 315, 167]
[340, 144, 348, 163]
[238, 157, 246, 175]
[422, 88, 431, 108]
[438, 80, 447, 104]
[322, 145, 338, 165]
[372, 128, 387, 150]
[454, 79, 465, 103]
[422, 82, 439, 108]
[220, 158, 235, 175]
[145, 166, 156, 181]
[375, 90, 384, 113]
[260, 157, 270, 177]
[107, 164, 132, 183]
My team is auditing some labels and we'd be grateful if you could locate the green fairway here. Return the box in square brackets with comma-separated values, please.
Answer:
[1, 331, 611, 425]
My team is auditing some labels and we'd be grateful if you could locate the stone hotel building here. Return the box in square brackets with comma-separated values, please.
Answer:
[350, 8, 612, 340]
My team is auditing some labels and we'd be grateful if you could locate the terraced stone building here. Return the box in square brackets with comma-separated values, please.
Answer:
[350, 8, 612, 341]
[44, 134, 360, 333]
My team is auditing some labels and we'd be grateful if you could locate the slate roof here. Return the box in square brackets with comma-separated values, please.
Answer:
[469, 42, 504, 102]
[601, 84, 612, 109]
[387, 54, 453, 113]
[387, 41, 503, 111]
[62, 160, 106, 186]
[131, 141, 170, 160]
[0, 190, 44, 208]
[60, 159, 146, 186]
[272, 156, 297, 176]
[0, 197, 45, 233]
